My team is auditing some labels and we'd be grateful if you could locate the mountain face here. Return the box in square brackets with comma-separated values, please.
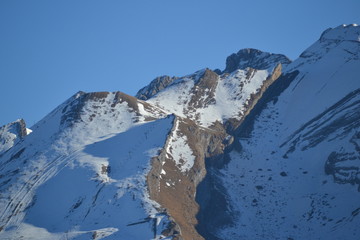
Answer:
[0, 24, 359, 240]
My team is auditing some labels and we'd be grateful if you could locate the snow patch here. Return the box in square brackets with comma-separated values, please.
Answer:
[197, 68, 269, 126]
[166, 118, 195, 172]
[26, 128, 32, 135]
[145, 147, 162, 158]
[147, 77, 195, 117]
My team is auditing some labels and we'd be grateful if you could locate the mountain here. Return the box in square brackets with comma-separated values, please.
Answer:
[0, 24, 359, 240]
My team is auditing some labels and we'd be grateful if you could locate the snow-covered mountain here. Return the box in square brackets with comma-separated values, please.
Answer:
[0, 24, 359, 240]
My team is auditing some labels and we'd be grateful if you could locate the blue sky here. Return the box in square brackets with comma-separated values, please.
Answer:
[1, 0, 360, 127]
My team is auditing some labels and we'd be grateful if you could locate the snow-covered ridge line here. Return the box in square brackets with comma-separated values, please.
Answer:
[320, 24, 360, 42]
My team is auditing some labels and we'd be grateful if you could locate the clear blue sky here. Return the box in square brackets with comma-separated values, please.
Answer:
[1, 0, 359, 127]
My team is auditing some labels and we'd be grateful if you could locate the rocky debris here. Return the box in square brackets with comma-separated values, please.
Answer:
[136, 75, 179, 100]
[223, 48, 291, 73]
[325, 132, 360, 191]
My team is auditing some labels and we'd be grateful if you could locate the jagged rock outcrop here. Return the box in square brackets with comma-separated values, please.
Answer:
[0, 119, 28, 155]
[136, 75, 179, 100]
[223, 48, 291, 73]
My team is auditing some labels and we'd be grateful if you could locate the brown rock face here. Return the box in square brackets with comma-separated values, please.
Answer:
[147, 117, 229, 240]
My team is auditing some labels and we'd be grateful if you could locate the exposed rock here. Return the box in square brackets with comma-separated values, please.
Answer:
[136, 75, 179, 100]
[60, 91, 167, 127]
[325, 132, 360, 190]
[187, 69, 219, 110]
[223, 48, 291, 73]
[0, 119, 28, 155]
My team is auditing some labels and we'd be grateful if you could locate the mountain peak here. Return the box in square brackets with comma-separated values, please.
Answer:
[320, 23, 360, 42]
[223, 48, 291, 73]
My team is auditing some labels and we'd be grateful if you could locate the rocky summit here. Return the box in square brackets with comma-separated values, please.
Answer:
[0, 24, 360, 240]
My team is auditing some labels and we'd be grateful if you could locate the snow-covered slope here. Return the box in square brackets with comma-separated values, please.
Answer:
[196, 24, 360, 240]
[0, 91, 177, 239]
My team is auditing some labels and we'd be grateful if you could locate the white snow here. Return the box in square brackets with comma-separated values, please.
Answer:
[26, 128, 32, 135]
[145, 147, 162, 158]
[165, 118, 195, 172]
[196, 68, 270, 126]
[147, 76, 195, 118]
